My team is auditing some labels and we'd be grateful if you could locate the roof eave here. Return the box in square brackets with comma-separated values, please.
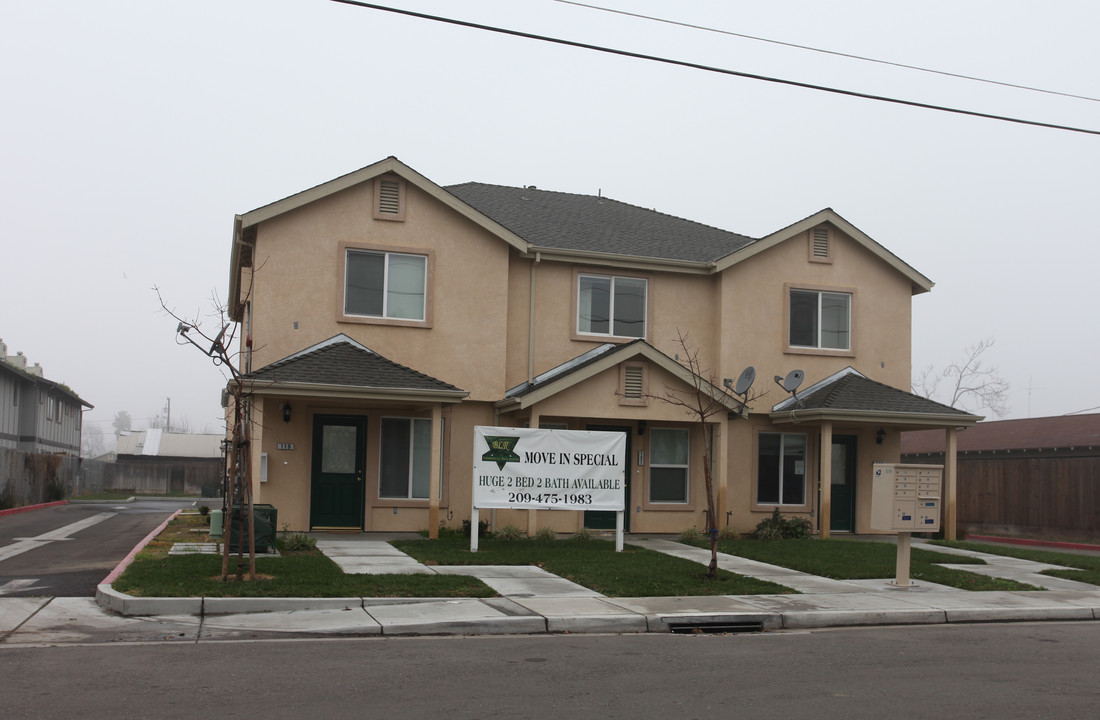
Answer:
[769, 407, 983, 428]
[241, 379, 469, 404]
[524, 246, 716, 274]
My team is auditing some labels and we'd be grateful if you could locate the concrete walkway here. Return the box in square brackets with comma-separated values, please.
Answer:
[3, 533, 1100, 644]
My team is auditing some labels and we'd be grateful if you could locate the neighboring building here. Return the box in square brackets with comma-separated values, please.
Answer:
[228, 156, 978, 536]
[902, 415, 1100, 542]
[0, 338, 91, 458]
[85, 429, 225, 496]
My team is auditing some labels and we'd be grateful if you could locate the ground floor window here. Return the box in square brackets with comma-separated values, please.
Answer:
[649, 427, 689, 503]
[379, 417, 431, 499]
[757, 432, 807, 505]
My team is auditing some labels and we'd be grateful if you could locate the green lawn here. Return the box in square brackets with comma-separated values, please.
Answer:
[700, 538, 1042, 591]
[113, 552, 496, 598]
[393, 537, 794, 597]
[932, 540, 1100, 587]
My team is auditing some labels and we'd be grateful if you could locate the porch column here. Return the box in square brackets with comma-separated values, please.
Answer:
[714, 417, 729, 532]
[428, 404, 443, 539]
[527, 410, 539, 537]
[819, 422, 833, 539]
[945, 427, 958, 541]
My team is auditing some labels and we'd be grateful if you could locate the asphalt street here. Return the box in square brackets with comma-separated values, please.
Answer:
[0, 500, 192, 597]
[2, 623, 1098, 719]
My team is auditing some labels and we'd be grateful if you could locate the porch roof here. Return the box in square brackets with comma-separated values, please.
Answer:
[770, 367, 981, 428]
[241, 336, 468, 403]
[497, 339, 746, 414]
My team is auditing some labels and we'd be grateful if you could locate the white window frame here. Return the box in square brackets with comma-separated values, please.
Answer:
[648, 427, 689, 504]
[378, 417, 431, 500]
[576, 273, 648, 339]
[756, 432, 808, 506]
[789, 288, 851, 351]
[344, 248, 427, 321]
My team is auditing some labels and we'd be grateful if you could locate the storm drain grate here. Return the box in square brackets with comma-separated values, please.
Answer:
[668, 620, 764, 634]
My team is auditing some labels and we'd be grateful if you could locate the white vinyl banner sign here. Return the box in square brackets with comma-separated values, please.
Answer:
[473, 426, 626, 511]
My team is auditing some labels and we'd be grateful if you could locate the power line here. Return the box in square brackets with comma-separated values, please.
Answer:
[556, 0, 1100, 104]
[329, 1, 1100, 137]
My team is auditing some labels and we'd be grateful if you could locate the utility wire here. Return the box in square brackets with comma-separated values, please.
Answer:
[328, 1, 1100, 136]
[556, 0, 1100, 104]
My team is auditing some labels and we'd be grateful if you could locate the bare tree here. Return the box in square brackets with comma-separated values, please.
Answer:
[913, 337, 1009, 417]
[649, 330, 757, 579]
[155, 285, 258, 582]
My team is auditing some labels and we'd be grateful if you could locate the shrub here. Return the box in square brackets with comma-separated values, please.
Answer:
[276, 530, 317, 553]
[752, 508, 813, 540]
[198, 505, 210, 517]
[533, 526, 557, 541]
[717, 525, 740, 541]
[678, 526, 705, 544]
[462, 519, 490, 539]
[570, 526, 599, 542]
[494, 524, 526, 541]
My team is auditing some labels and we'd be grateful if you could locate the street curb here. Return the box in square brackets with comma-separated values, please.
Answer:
[69, 497, 136, 505]
[0, 500, 68, 518]
[101, 509, 181, 585]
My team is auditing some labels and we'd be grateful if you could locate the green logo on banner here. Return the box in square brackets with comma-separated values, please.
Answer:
[482, 435, 521, 470]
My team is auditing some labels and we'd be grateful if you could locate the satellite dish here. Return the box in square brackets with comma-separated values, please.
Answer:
[782, 369, 805, 393]
[734, 366, 756, 396]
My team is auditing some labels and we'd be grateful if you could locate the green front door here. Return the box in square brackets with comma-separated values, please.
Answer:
[583, 425, 631, 531]
[310, 415, 366, 530]
[829, 435, 857, 533]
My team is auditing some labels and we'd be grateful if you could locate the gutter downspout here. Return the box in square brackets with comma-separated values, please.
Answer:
[528, 252, 541, 384]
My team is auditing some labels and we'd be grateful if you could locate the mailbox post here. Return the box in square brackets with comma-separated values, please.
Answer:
[871, 463, 943, 587]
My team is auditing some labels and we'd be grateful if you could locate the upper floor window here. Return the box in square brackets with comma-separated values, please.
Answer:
[789, 289, 850, 350]
[577, 274, 647, 338]
[345, 249, 427, 321]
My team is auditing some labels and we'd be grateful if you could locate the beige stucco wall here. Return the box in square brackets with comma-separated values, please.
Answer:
[245, 179, 512, 401]
[718, 226, 913, 392]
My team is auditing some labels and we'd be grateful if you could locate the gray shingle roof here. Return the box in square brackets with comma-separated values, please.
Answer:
[786, 372, 975, 417]
[446, 182, 756, 263]
[245, 342, 463, 394]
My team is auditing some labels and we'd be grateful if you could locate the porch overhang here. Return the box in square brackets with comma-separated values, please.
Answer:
[240, 379, 468, 405]
[769, 408, 981, 430]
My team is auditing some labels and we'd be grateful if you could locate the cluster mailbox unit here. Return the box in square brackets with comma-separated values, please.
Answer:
[870, 463, 944, 587]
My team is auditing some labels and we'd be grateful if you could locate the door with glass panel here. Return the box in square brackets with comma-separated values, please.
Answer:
[310, 415, 366, 530]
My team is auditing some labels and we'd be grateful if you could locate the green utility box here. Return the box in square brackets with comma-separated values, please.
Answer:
[228, 504, 278, 553]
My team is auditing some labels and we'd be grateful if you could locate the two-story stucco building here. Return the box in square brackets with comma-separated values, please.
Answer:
[228, 157, 977, 537]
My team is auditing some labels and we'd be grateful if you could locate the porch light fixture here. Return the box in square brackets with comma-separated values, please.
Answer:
[637, 420, 647, 436]
[876, 427, 886, 444]
[283, 401, 292, 423]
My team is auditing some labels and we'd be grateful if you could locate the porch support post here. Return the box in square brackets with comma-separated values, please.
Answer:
[527, 411, 539, 537]
[428, 403, 443, 539]
[945, 427, 958, 541]
[715, 417, 729, 532]
[819, 421, 833, 539]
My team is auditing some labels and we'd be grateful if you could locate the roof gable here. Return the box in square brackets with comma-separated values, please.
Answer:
[715, 208, 934, 295]
[498, 339, 745, 414]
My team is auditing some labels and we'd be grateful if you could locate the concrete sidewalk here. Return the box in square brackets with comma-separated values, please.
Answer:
[4, 533, 1100, 644]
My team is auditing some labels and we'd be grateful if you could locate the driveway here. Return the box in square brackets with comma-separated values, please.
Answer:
[0, 499, 194, 597]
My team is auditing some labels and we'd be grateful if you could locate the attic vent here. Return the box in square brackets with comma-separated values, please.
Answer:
[812, 228, 829, 257]
[373, 176, 406, 221]
[619, 364, 648, 406]
[379, 180, 401, 214]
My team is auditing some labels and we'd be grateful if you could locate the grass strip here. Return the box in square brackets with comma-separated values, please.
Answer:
[704, 538, 1040, 592]
[113, 552, 495, 598]
[932, 540, 1100, 587]
[393, 537, 795, 597]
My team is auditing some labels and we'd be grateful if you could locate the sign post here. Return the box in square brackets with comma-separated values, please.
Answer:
[472, 426, 627, 552]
